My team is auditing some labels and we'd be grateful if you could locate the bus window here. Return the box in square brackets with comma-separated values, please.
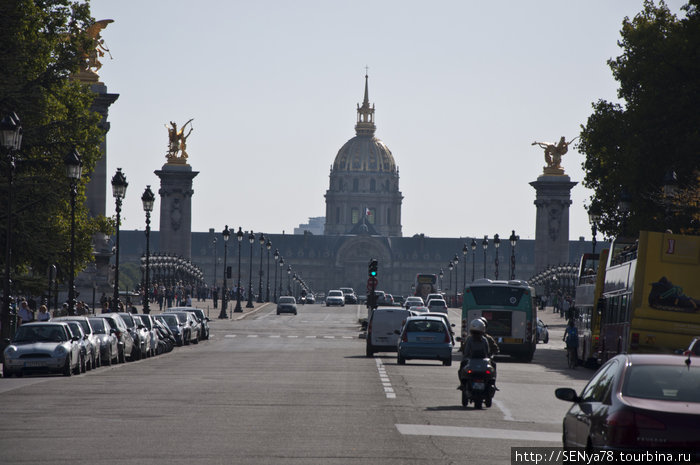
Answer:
[470, 287, 526, 306]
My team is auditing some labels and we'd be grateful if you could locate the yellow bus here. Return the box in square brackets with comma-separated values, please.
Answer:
[599, 231, 700, 362]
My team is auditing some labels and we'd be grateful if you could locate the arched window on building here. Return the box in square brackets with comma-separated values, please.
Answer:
[367, 208, 376, 224]
[351, 208, 359, 224]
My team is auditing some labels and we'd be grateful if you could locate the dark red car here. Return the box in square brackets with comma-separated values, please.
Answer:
[555, 354, 700, 455]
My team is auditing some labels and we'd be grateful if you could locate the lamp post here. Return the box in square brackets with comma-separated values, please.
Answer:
[509, 230, 518, 280]
[218, 225, 230, 318]
[246, 231, 255, 308]
[619, 189, 632, 237]
[493, 233, 500, 280]
[278, 257, 285, 298]
[452, 254, 459, 305]
[1, 112, 22, 339]
[482, 236, 488, 278]
[265, 239, 272, 302]
[110, 168, 128, 311]
[212, 237, 218, 290]
[141, 185, 155, 313]
[439, 268, 444, 292]
[588, 210, 599, 254]
[447, 261, 454, 306]
[234, 227, 244, 312]
[462, 243, 468, 292]
[64, 148, 82, 315]
[273, 249, 279, 302]
[257, 233, 265, 303]
[470, 238, 476, 282]
[287, 265, 292, 295]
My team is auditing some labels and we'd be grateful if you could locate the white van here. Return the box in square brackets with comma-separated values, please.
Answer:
[366, 307, 412, 357]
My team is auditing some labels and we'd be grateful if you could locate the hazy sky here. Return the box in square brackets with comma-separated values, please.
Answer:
[90, 0, 687, 241]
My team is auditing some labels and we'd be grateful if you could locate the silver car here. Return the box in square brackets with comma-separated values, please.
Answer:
[165, 311, 200, 344]
[88, 317, 119, 365]
[2, 322, 82, 377]
[54, 316, 101, 369]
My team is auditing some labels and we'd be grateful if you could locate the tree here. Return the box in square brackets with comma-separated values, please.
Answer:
[0, 0, 112, 298]
[578, 0, 700, 237]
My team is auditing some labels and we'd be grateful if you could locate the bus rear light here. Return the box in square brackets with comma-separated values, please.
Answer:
[402, 332, 408, 343]
[444, 332, 451, 343]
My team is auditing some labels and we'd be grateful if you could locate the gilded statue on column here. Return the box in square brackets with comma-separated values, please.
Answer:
[165, 119, 194, 164]
[532, 136, 578, 175]
[73, 19, 114, 83]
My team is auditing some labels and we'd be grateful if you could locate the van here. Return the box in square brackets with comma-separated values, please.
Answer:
[366, 307, 412, 357]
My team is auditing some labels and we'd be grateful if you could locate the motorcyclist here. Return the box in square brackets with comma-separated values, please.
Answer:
[479, 317, 499, 357]
[458, 319, 497, 392]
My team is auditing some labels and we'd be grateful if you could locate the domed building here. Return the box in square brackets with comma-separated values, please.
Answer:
[324, 75, 403, 236]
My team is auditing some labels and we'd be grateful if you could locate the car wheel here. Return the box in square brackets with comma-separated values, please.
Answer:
[63, 357, 72, 376]
[3, 365, 12, 378]
[397, 355, 405, 365]
[365, 342, 374, 358]
[106, 348, 112, 366]
[80, 353, 86, 373]
[461, 387, 468, 407]
[193, 336, 199, 344]
[74, 354, 83, 375]
[485, 397, 492, 407]
[443, 358, 452, 367]
[294, 311, 297, 315]
[544, 333, 549, 344]
[118, 347, 125, 364]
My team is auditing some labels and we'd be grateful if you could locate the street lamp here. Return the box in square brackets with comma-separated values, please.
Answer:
[462, 243, 468, 293]
[470, 238, 476, 282]
[287, 265, 292, 295]
[110, 168, 128, 311]
[452, 253, 459, 305]
[1, 112, 22, 339]
[588, 209, 600, 254]
[447, 261, 454, 306]
[493, 233, 500, 280]
[482, 236, 488, 278]
[246, 231, 255, 308]
[64, 148, 82, 315]
[438, 268, 444, 291]
[273, 249, 279, 302]
[234, 227, 244, 312]
[218, 225, 230, 319]
[265, 239, 272, 302]
[278, 257, 285, 298]
[509, 230, 518, 280]
[141, 185, 155, 313]
[257, 233, 265, 303]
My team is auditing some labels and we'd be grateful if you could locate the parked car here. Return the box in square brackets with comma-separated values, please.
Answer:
[165, 311, 200, 344]
[326, 290, 345, 307]
[2, 322, 82, 377]
[365, 307, 412, 357]
[339, 288, 358, 304]
[88, 316, 118, 365]
[133, 314, 158, 357]
[53, 316, 101, 369]
[63, 321, 91, 373]
[427, 299, 448, 314]
[555, 353, 700, 453]
[115, 312, 148, 360]
[169, 307, 210, 340]
[277, 296, 298, 315]
[396, 315, 453, 366]
[152, 319, 175, 353]
[404, 296, 424, 310]
[155, 313, 187, 347]
[95, 313, 135, 363]
[536, 318, 549, 343]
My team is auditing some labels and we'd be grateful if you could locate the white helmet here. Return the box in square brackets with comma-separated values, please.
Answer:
[469, 319, 486, 334]
[479, 317, 488, 329]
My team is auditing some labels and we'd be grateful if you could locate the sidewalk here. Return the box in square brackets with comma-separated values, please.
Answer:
[121, 298, 270, 320]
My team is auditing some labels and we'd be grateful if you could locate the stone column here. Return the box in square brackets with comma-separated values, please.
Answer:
[155, 163, 199, 259]
[530, 174, 577, 274]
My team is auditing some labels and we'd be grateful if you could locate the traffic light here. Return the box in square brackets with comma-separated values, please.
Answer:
[226, 266, 232, 279]
[368, 258, 378, 277]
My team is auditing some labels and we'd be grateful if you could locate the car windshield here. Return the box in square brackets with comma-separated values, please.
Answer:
[170, 313, 188, 323]
[623, 365, 700, 402]
[429, 300, 446, 306]
[279, 297, 295, 304]
[118, 314, 135, 328]
[89, 318, 107, 334]
[13, 325, 66, 342]
[405, 320, 445, 333]
[68, 322, 83, 337]
[329, 291, 342, 297]
[157, 314, 178, 326]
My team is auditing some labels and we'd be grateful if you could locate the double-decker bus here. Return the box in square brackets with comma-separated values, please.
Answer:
[573, 249, 608, 367]
[598, 230, 700, 362]
[461, 279, 537, 362]
[414, 274, 438, 301]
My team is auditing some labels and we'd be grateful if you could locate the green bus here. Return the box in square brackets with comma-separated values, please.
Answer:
[460, 279, 538, 362]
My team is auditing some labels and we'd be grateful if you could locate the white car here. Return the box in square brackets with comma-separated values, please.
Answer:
[3, 322, 83, 377]
[325, 290, 345, 307]
[404, 296, 424, 309]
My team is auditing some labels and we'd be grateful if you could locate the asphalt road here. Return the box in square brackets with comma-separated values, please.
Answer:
[0, 304, 592, 465]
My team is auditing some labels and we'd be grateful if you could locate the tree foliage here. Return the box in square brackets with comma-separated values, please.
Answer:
[0, 0, 112, 297]
[578, 0, 700, 237]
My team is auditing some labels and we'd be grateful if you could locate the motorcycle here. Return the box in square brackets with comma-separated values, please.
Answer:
[458, 357, 496, 409]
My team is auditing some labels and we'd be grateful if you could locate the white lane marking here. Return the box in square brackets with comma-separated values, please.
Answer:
[323, 336, 334, 339]
[395, 424, 560, 442]
[224, 335, 237, 338]
[247, 335, 258, 338]
[269, 335, 281, 338]
[287, 335, 298, 338]
[305, 335, 317, 339]
[375, 356, 396, 399]
[492, 399, 515, 422]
